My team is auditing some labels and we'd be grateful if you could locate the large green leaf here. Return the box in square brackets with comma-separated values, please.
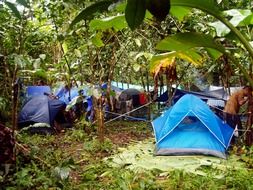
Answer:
[206, 48, 223, 61]
[91, 32, 104, 47]
[168, 0, 253, 86]
[209, 9, 252, 36]
[150, 50, 203, 73]
[125, 0, 146, 30]
[89, 15, 127, 31]
[208, 21, 229, 37]
[170, 0, 222, 19]
[170, 6, 191, 21]
[114, 1, 126, 12]
[69, 0, 113, 28]
[62, 42, 68, 54]
[106, 139, 244, 177]
[170, 0, 253, 56]
[16, 0, 29, 8]
[226, 9, 251, 27]
[5, 1, 21, 19]
[239, 12, 253, 26]
[156, 32, 226, 53]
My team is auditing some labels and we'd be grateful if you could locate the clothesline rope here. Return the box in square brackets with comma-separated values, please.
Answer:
[104, 110, 150, 122]
[104, 100, 252, 134]
[104, 101, 153, 125]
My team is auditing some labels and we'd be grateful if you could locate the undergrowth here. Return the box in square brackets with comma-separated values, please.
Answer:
[1, 121, 253, 190]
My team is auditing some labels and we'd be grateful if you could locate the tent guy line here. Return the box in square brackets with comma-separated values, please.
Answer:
[104, 101, 153, 125]
[104, 111, 150, 122]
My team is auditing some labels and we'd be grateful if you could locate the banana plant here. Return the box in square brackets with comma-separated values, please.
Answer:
[70, 0, 253, 85]
[124, 0, 253, 86]
[169, 0, 253, 85]
[4, 0, 29, 20]
[150, 32, 225, 77]
[170, 0, 253, 56]
[149, 32, 224, 105]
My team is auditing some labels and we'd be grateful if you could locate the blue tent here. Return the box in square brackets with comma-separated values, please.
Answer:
[18, 95, 66, 127]
[156, 88, 226, 103]
[152, 94, 234, 159]
[26, 86, 51, 97]
[55, 87, 79, 105]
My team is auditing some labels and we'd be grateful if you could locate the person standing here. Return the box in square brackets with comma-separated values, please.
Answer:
[223, 86, 252, 136]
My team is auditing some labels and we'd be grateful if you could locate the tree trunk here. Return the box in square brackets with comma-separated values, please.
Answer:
[140, 68, 146, 91]
[11, 66, 18, 163]
[246, 64, 253, 146]
[94, 97, 105, 142]
[246, 93, 253, 146]
[97, 106, 104, 142]
[245, 57, 253, 145]
[147, 93, 151, 121]
[146, 67, 150, 92]
[106, 46, 116, 112]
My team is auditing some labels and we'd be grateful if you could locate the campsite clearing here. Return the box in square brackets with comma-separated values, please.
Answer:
[2, 121, 252, 189]
[1, 0, 253, 189]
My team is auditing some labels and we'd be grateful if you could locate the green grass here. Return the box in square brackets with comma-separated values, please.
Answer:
[1, 121, 253, 190]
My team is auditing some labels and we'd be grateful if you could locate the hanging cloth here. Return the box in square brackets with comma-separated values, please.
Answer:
[139, 93, 148, 105]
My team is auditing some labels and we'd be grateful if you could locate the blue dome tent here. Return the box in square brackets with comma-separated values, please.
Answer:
[18, 95, 66, 127]
[26, 86, 51, 97]
[55, 86, 79, 105]
[152, 94, 234, 159]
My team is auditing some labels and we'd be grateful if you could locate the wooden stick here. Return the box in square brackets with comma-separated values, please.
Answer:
[15, 142, 51, 168]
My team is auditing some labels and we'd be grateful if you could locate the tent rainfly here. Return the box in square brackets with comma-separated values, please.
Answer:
[18, 95, 66, 127]
[152, 94, 234, 159]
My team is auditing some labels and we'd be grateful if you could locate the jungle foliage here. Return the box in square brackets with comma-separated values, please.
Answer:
[1, 121, 253, 189]
[1, 0, 253, 189]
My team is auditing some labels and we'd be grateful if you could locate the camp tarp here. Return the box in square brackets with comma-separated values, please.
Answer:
[26, 86, 51, 97]
[205, 88, 229, 108]
[86, 97, 93, 112]
[114, 88, 148, 120]
[55, 87, 79, 105]
[55, 85, 94, 105]
[111, 81, 146, 91]
[205, 88, 229, 100]
[156, 88, 227, 107]
[207, 85, 242, 95]
[18, 95, 66, 127]
[152, 94, 234, 159]
[118, 88, 140, 102]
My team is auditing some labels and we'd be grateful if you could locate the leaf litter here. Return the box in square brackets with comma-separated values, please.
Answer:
[105, 138, 247, 178]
